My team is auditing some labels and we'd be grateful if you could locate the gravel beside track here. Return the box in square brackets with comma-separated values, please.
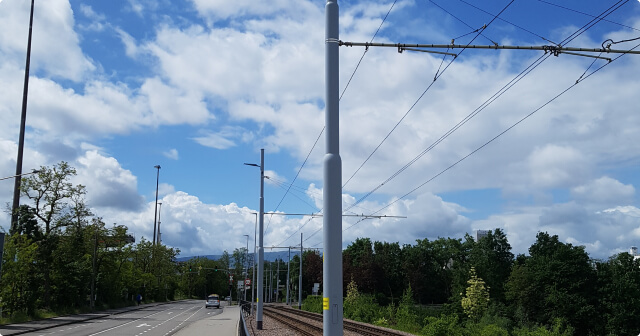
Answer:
[245, 304, 415, 336]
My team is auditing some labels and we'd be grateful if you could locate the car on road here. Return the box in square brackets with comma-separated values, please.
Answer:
[205, 294, 220, 309]
[225, 296, 232, 301]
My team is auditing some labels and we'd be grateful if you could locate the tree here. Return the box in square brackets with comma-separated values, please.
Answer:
[372, 241, 403, 304]
[0, 233, 40, 316]
[343, 238, 375, 294]
[302, 250, 322, 297]
[505, 232, 597, 334]
[469, 228, 513, 303]
[18, 162, 89, 308]
[595, 252, 640, 335]
[461, 267, 490, 322]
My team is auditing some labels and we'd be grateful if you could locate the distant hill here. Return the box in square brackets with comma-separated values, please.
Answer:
[175, 250, 301, 263]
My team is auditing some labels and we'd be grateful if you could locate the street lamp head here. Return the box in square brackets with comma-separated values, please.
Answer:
[244, 163, 260, 167]
[154, 165, 161, 169]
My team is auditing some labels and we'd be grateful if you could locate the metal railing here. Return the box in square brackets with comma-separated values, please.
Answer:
[238, 300, 252, 336]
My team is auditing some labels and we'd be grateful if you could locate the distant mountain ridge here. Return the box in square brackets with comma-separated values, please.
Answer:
[175, 250, 299, 262]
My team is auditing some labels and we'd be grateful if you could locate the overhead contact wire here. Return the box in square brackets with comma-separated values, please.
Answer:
[271, 0, 399, 247]
[343, 0, 516, 201]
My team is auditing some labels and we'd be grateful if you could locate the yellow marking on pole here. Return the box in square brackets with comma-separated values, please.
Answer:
[323, 297, 329, 310]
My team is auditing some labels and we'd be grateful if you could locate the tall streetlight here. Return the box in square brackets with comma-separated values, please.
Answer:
[1, 170, 40, 182]
[11, 0, 36, 233]
[243, 234, 249, 301]
[244, 149, 264, 329]
[157, 201, 163, 245]
[251, 212, 257, 314]
[153, 165, 161, 245]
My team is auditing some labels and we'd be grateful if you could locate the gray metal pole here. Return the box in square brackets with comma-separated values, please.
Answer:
[324, 0, 343, 334]
[11, 0, 35, 234]
[244, 234, 249, 301]
[286, 247, 291, 305]
[269, 262, 272, 303]
[276, 259, 280, 302]
[157, 202, 162, 245]
[252, 213, 257, 314]
[299, 233, 303, 309]
[257, 149, 265, 329]
[153, 165, 161, 245]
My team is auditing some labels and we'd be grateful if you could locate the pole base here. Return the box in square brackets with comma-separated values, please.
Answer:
[257, 320, 263, 330]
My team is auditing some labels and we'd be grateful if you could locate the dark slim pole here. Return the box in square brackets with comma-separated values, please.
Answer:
[11, 0, 36, 233]
[153, 165, 161, 245]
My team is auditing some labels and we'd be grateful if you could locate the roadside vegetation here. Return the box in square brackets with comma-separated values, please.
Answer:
[4, 162, 640, 335]
[299, 233, 640, 335]
[0, 162, 247, 324]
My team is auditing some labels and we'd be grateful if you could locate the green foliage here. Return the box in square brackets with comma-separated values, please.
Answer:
[595, 252, 640, 335]
[420, 314, 465, 336]
[505, 233, 596, 334]
[470, 228, 514, 303]
[396, 285, 420, 332]
[301, 295, 323, 314]
[1, 233, 40, 316]
[512, 318, 574, 336]
[0, 162, 183, 320]
[461, 267, 490, 322]
[343, 279, 383, 323]
[4, 162, 637, 335]
[477, 324, 509, 336]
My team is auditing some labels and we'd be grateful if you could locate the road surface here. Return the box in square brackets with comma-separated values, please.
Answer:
[3, 300, 235, 336]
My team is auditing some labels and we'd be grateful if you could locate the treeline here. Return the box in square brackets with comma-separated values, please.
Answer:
[308, 231, 640, 335]
[0, 162, 288, 321]
[1, 162, 181, 319]
[5, 162, 640, 335]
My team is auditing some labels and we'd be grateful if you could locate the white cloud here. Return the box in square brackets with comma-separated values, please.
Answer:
[163, 149, 179, 160]
[141, 77, 211, 125]
[78, 4, 106, 31]
[0, 0, 95, 81]
[527, 145, 589, 189]
[75, 150, 145, 211]
[2, 0, 640, 261]
[192, 126, 248, 150]
[571, 176, 635, 207]
[189, 0, 313, 21]
[115, 27, 140, 58]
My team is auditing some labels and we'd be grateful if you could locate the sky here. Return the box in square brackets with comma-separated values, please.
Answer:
[1, 0, 640, 260]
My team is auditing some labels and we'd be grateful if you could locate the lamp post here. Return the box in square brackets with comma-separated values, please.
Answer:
[251, 212, 257, 314]
[0, 170, 40, 182]
[244, 149, 264, 329]
[157, 201, 162, 245]
[11, 0, 36, 234]
[153, 165, 161, 245]
[243, 234, 249, 301]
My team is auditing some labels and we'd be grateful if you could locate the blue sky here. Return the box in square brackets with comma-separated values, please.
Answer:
[1, 0, 640, 259]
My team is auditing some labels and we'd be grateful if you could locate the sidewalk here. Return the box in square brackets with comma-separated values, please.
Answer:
[0, 302, 166, 336]
[173, 303, 240, 336]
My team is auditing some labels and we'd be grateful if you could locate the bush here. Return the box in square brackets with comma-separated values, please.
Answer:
[420, 315, 465, 336]
[396, 286, 420, 332]
[301, 295, 323, 314]
[375, 292, 390, 306]
[512, 319, 574, 336]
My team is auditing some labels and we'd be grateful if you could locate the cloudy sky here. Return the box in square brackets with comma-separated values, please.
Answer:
[1, 0, 640, 259]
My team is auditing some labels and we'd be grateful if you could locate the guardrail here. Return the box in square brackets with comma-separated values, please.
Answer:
[238, 300, 252, 336]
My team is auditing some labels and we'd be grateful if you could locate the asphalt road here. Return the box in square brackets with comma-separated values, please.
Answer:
[7, 300, 230, 336]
